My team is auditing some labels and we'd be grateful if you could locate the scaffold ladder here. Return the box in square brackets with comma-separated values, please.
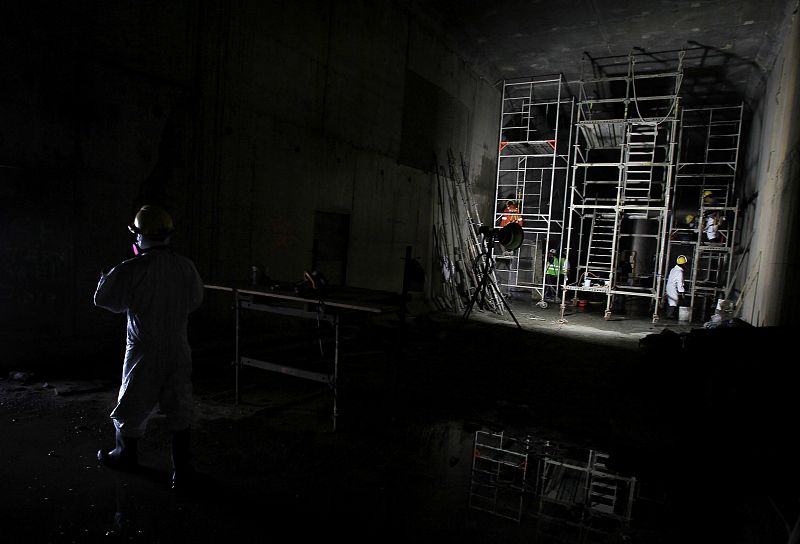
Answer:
[587, 212, 616, 281]
[624, 123, 658, 203]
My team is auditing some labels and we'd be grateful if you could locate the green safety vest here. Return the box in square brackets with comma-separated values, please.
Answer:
[546, 257, 567, 276]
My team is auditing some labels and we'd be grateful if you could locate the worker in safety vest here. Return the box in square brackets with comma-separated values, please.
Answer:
[544, 248, 569, 302]
[499, 200, 522, 228]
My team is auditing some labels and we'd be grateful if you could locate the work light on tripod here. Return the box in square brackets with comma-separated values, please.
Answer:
[478, 223, 525, 251]
[465, 222, 524, 328]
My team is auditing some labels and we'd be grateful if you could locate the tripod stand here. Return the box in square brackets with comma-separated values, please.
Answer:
[462, 226, 522, 329]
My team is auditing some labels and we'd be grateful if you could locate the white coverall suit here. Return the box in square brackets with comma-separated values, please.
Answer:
[665, 264, 685, 308]
[94, 247, 204, 438]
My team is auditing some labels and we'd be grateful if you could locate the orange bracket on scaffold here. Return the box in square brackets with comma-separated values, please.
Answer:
[499, 141, 508, 152]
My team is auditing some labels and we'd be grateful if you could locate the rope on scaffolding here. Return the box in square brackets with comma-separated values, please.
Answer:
[630, 50, 685, 126]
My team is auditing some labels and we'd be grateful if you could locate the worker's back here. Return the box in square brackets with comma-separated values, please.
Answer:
[95, 248, 204, 360]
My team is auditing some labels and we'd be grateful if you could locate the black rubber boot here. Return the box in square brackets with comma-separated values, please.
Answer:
[171, 427, 195, 491]
[97, 429, 139, 471]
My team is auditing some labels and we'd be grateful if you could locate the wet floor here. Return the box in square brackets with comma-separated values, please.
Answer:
[0, 300, 796, 542]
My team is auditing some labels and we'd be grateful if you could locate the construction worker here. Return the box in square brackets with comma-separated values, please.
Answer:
[672, 214, 698, 241]
[499, 199, 523, 228]
[703, 211, 726, 243]
[544, 248, 569, 302]
[94, 205, 204, 491]
[684, 214, 699, 241]
[664, 254, 687, 319]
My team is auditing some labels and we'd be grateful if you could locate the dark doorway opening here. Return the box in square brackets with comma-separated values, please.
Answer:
[312, 211, 350, 286]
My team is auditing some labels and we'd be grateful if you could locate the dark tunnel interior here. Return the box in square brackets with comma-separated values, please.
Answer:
[1, 1, 800, 542]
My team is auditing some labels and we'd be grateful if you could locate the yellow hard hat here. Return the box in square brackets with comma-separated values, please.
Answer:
[703, 190, 713, 197]
[128, 205, 174, 240]
[676, 255, 688, 265]
[685, 214, 695, 223]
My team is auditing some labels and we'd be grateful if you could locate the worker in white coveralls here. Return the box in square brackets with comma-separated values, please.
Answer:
[664, 254, 687, 320]
[94, 205, 204, 490]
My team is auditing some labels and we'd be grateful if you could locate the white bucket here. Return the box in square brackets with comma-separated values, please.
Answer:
[678, 306, 691, 323]
[584, 278, 591, 288]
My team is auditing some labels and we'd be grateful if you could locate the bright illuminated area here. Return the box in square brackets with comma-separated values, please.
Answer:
[1, 1, 798, 542]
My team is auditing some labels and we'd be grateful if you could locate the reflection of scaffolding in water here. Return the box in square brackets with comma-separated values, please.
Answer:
[562, 52, 683, 322]
[469, 431, 530, 523]
[536, 448, 636, 541]
[492, 75, 574, 301]
[667, 105, 742, 323]
[469, 430, 636, 539]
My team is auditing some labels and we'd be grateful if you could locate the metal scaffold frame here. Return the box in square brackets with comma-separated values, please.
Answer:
[492, 75, 575, 304]
[469, 429, 637, 537]
[560, 52, 684, 322]
[666, 104, 742, 323]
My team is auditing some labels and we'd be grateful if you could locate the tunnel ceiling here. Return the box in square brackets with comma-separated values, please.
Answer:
[416, 0, 795, 106]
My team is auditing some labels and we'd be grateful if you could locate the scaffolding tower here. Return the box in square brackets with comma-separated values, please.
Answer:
[666, 104, 742, 322]
[561, 53, 684, 322]
[492, 75, 574, 302]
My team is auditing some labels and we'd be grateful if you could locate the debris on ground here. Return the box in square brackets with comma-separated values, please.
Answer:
[8, 371, 35, 383]
[47, 380, 111, 396]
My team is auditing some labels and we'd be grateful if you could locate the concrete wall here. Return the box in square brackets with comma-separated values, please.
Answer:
[738, 2, 800, 326]
[0, 1, 198, 364]
[192, 0, 501, 291]
[0, 0, 501, 365]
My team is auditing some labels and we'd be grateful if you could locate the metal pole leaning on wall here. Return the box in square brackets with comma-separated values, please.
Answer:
[332, 314, 339, 432]
[234, 288, 240, 405]
[457, 151, 505, 314]
[434, 162, 459, 312]
[444, 153, 477, 305]
[449, 152, 482, 306]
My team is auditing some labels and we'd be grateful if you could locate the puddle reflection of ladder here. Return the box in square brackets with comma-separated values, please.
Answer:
[587, 450, 618, 515]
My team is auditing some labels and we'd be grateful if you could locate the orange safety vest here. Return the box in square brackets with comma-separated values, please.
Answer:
[500, 204, 523, 227]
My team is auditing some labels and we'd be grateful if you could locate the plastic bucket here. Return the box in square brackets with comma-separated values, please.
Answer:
[584, 278, 591, 288]
[678, 306, 691, 323]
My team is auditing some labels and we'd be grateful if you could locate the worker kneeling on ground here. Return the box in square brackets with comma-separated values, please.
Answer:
[94, 204, 204, 491]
